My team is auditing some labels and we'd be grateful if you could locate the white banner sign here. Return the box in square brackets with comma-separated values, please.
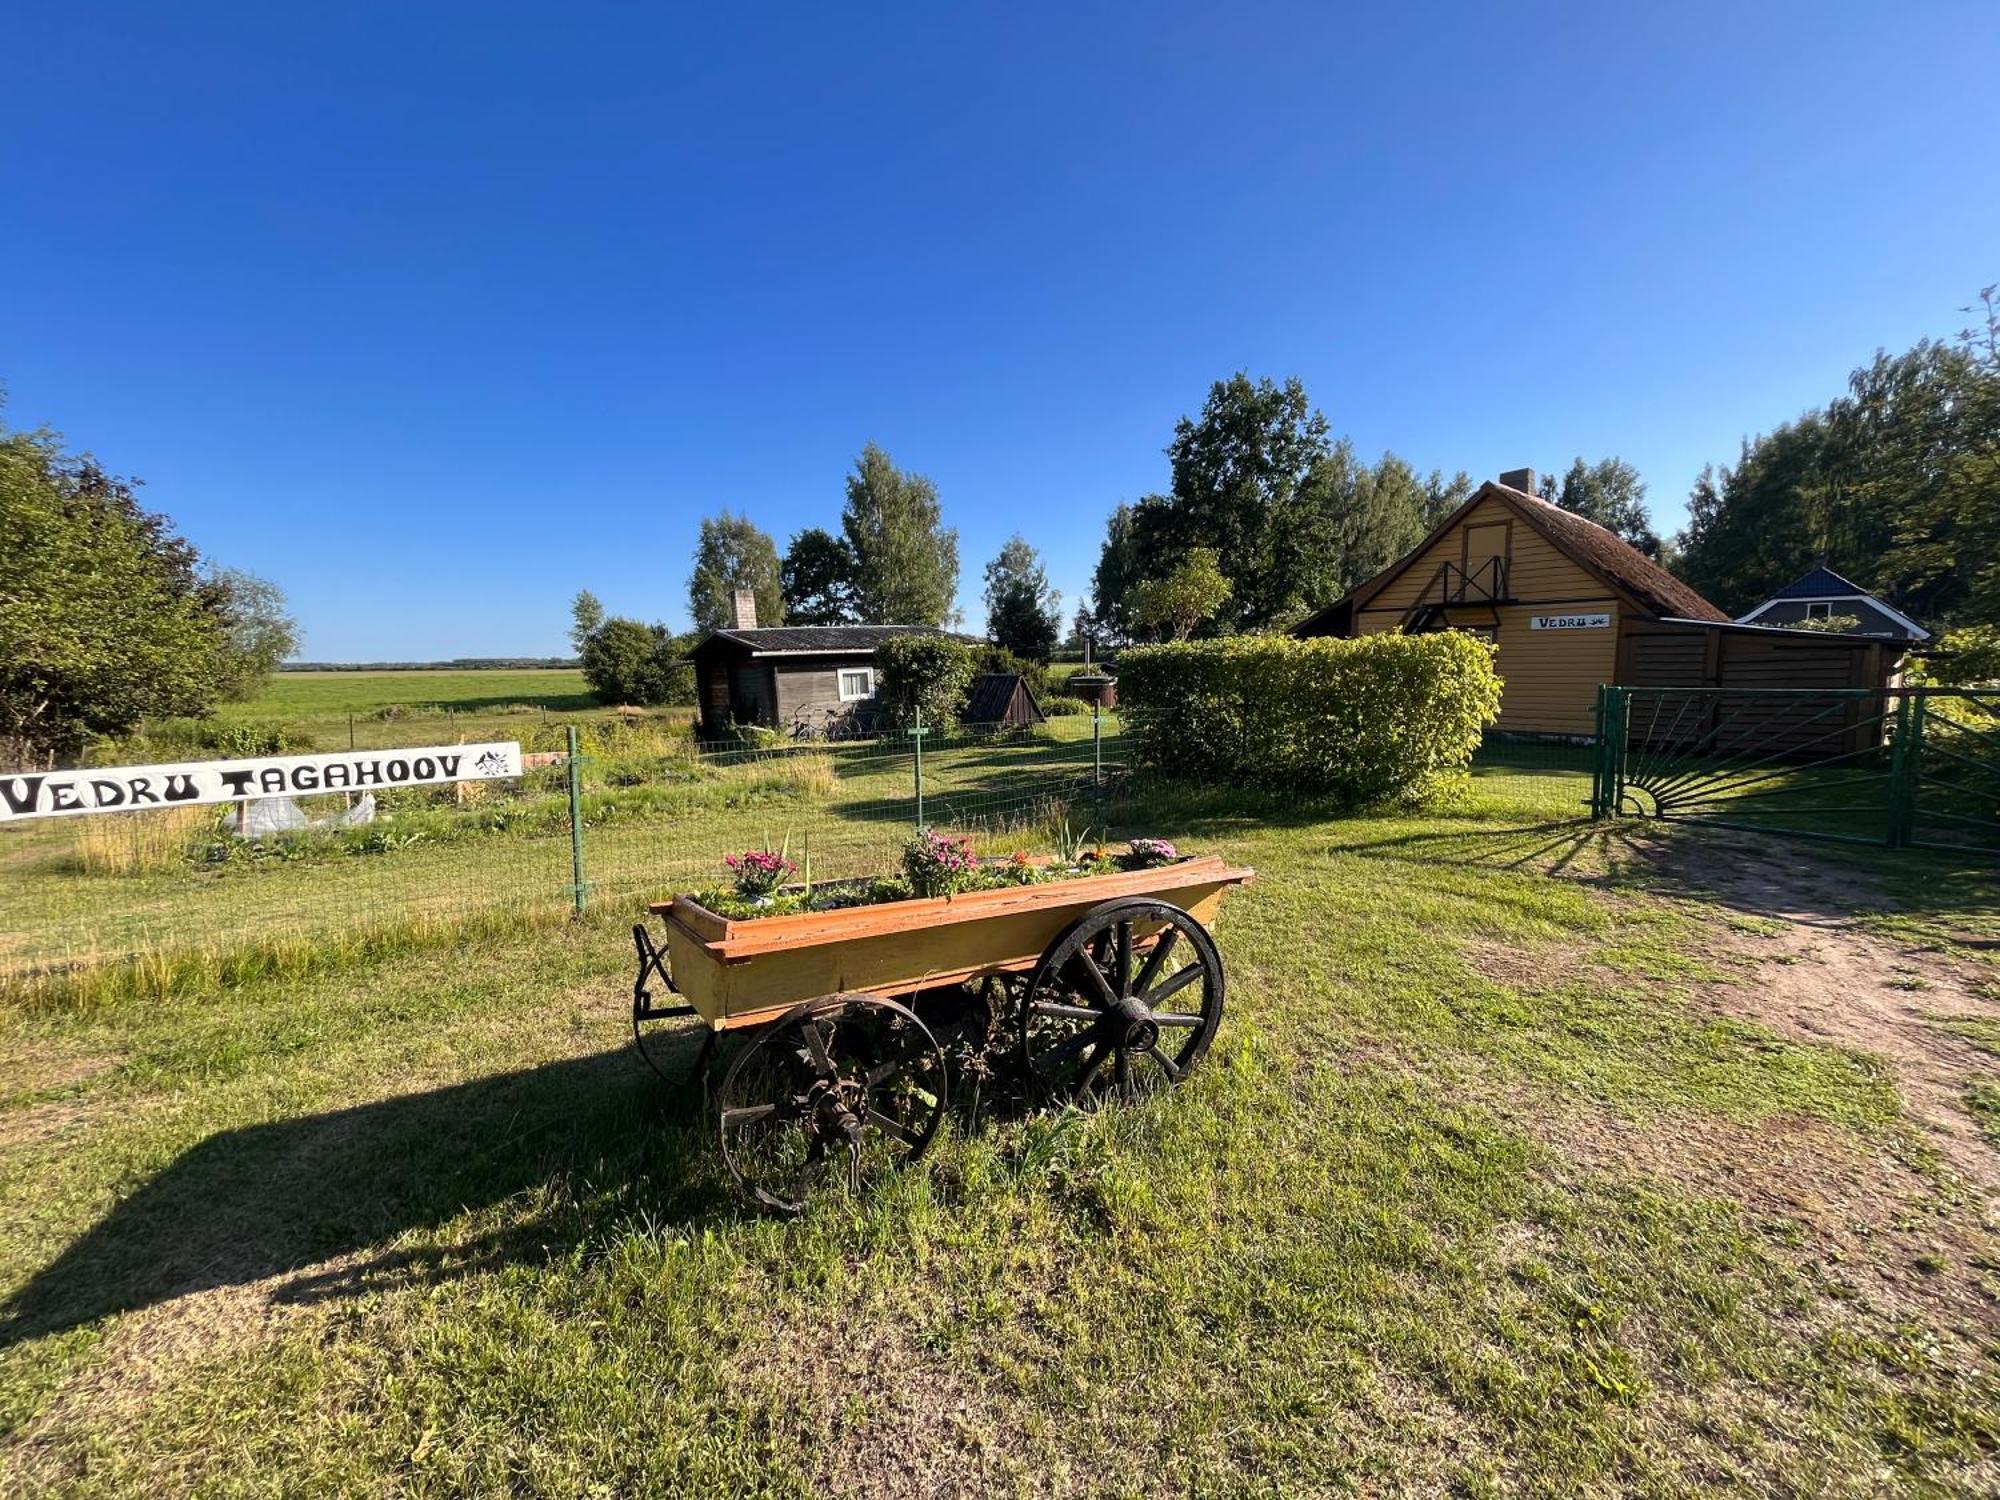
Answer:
[0, 742, 523, 824]
[1529, 613, 1611, 631]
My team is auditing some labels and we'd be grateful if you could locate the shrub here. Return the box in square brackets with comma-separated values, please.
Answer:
[1041, 695, 1090, 717]
[876, 635, 977, 729]
[89, 716, 308, 765]
[1117, 633, 1501, 802]
[578, 618, 697, 706]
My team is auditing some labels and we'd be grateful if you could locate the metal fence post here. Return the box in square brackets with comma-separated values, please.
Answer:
[1092, 701, 1102, 788]
[912, 704, 925, 830]
[1599, 686, 1627, 819]
[1887, 692, 1922, 848]
[566, 724, 587, 914]
[1589, 685, 1607, 818]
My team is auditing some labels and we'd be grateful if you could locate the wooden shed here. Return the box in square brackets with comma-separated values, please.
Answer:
[685, 599, 943, 740]
[961, 673, 1045, 730]
[1292, 471, 1907, 738]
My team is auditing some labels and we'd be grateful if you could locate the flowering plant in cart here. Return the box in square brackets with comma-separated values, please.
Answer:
[901, 828, 979, 897]
[724, 848, 795, 897]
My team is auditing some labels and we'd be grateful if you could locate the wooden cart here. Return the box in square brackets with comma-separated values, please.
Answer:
[631, 856, 1254, 1211]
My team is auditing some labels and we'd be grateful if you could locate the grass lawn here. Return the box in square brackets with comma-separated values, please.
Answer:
[2, 772, 1997, 1495]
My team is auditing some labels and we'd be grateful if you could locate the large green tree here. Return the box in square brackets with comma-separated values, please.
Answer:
[1676, 294, 2000, 623]
[687, 511, 785, 632]
[982, 535, 1062, 659]
[0, 419, 283, 763]
[840, 444, 959, 626]
[568, 589, 605, 652]
[780, 527, 859, 625]
[1153, 374, 1331, 629]
[1091, 375, 1441, 634]
[1089, 500, 1148, 641]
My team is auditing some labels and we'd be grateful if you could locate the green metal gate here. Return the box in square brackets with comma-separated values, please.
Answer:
[1590, 685, 2000, 853]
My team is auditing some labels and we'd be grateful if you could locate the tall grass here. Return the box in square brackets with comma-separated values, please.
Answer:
[69, 807, 218, 875]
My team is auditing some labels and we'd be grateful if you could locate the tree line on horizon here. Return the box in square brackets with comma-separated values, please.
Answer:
[574, 280, 1998, 711]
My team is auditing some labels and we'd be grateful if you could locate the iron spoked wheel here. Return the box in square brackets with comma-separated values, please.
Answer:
[1019, 899, 1225, 1106]
[715, 994, 948, 1215]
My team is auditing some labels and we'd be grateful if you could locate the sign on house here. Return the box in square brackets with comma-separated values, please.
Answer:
[1529, 613, 1611, 631]
[0, 742, 524, 824]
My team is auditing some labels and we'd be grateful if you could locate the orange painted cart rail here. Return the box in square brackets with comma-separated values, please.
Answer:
[629, 856, 1254, 1212]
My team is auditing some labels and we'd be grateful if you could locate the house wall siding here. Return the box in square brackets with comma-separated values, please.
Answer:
[1361, 496, 1613, 617]
[773, 655, 879, 726]
[1354, 495, 1621, 735]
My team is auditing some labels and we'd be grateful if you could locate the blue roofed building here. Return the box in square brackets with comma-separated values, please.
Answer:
[1736, 565, 1931, 643]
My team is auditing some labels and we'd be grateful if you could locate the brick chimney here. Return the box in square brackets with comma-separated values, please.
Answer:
[1498, 467, 1540, 498]
[729, 588, 758, 630]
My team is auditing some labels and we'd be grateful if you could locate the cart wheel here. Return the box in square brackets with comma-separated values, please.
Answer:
[716, 994, 948, 1215]
[1019, 899, 1225, 1106]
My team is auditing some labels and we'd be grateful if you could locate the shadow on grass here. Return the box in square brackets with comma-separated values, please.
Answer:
[1333, 815, 2000, 927]
[0, 1029, 730, 1347]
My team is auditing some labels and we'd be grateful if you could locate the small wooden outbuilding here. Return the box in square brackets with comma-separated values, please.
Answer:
[961, 673, 1045, 729]
[685, 592, 943, 739]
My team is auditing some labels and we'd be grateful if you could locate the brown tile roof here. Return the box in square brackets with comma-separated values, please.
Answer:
[1495, 483, 1727, 622]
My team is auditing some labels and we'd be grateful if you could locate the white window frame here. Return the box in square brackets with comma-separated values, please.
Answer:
[1803, 601, 1833, 620]
[836, 666, 876, 702]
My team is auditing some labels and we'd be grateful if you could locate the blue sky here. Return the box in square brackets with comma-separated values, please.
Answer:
[5, 2, 1996, 659]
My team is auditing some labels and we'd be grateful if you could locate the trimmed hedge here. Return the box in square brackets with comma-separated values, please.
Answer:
[1117, 633, 1501, 801]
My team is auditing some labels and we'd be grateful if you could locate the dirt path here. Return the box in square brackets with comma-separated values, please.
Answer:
[1629, 828, 2000, 1189]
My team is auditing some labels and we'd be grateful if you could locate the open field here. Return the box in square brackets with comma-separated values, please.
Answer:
[202, 669, 680, 754]
[232, 668, 601, 719]
[2, 772, 1997, 1495]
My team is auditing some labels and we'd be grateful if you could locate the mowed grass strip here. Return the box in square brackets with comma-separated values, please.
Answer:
[1, 780, 1996, 1495]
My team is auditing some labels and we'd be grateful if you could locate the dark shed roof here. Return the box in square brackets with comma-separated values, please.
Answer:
[691, 625, 941, 658]
[961, 673, 1045, 726]
[1766, 565, 1869, 601]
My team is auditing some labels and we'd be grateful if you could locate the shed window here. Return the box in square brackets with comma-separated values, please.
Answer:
[1803, 601, 1833, 619]
[837, 667, 876, 701]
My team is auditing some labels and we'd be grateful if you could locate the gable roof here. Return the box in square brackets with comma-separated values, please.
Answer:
[1334, 480, 1728, 626]
[1737, 566, 1931, 640]
[691, 624, 942, 658]
[1767, 564, 1869, 601]
[962, 672, 1044, 724]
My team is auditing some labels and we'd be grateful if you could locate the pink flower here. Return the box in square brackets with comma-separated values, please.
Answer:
[725, 848, 796, 896]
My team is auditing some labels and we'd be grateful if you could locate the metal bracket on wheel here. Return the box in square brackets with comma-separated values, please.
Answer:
[632, 922, 695, 1022]
[632, 922, 712, 1091]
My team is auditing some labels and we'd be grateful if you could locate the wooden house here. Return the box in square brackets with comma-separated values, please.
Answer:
[1292, 471, 1906, 739]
